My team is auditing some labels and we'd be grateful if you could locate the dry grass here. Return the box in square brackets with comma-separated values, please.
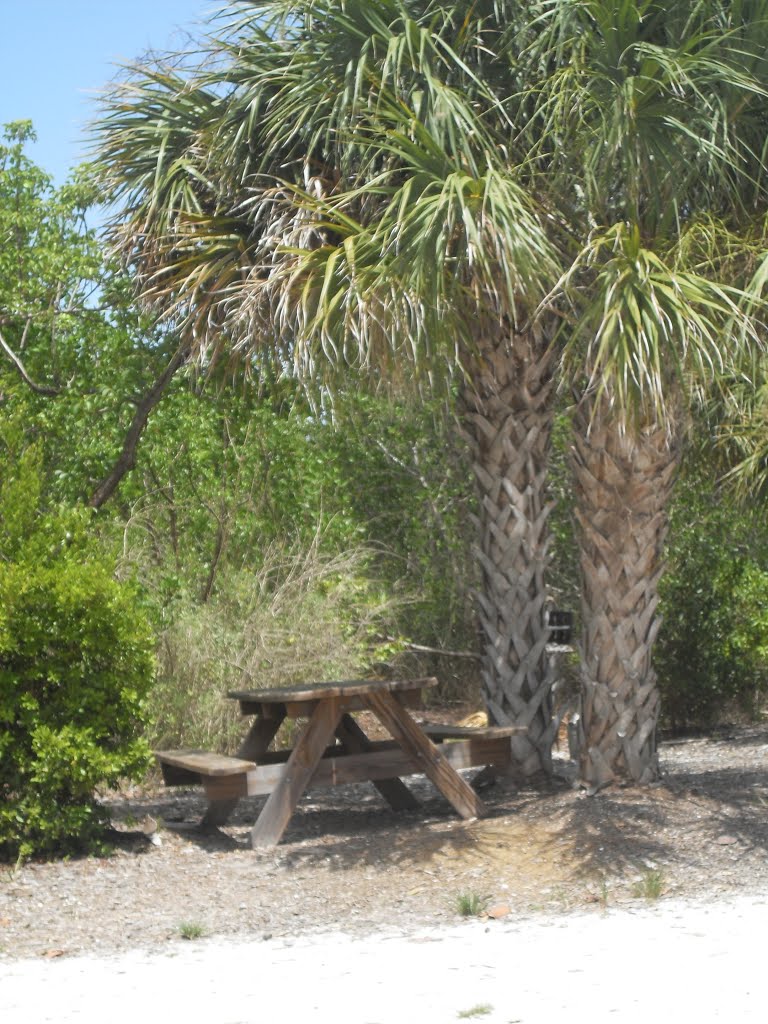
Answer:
[146, 540, 401, 751]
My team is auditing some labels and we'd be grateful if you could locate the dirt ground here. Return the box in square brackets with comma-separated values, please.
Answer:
[2, 720, 768, 961]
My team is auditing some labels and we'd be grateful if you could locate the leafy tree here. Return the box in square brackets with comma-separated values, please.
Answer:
[712, 351, 768, 501]
[0, 119, 190, 513]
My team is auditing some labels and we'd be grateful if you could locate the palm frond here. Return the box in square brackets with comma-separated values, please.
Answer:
[560, 221, 762, 426]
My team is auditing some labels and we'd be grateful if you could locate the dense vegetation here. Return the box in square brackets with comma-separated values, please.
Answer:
[92, 0, 768, 786]
[4, 0, 768, 856]
[0, 120, 482, 857]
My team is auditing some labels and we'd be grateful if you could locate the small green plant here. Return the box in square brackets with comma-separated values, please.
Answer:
[632, 868, 665, 900]
[455, 891, 488, 917]
[179, 921, 205, 940]
[457, 1004, 493, 1019]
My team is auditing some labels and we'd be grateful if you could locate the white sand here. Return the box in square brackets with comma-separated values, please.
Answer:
[2, 893, 766, 1023]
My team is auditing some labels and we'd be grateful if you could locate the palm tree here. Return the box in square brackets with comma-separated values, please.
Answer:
[526, 1, 768, 785]
[94, 1, 564, 775]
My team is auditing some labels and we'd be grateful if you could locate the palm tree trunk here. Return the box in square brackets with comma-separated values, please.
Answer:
[460, 319, 557, 776]
[571, 396, 679, 787]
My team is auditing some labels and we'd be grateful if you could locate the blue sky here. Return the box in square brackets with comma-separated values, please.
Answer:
[1, 0, 216, 184]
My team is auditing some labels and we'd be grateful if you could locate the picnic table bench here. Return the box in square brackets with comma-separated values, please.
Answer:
[155, 677, 524, 848]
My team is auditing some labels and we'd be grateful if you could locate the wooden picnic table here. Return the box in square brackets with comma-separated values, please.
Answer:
[156, 677, 519, 848]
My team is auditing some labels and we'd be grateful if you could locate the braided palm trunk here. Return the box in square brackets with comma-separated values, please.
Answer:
[572, 398, 678, 786]
[460, 320, 557, 776]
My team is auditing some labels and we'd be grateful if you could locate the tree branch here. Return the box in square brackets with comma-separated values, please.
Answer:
[89, 341, 191, 509]
[0, 323, 60, 396]
[385, 636, 480, 660]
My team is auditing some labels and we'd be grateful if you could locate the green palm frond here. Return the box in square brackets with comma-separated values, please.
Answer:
[237, 127, 557, 366]
[210, 0, 511, 184]
[92, 0, 561, 376]
[91, 0, 768, 415]
[525, 0, 768, 230]
[94, 67, 222, 228]
[560, 221, 760, 424]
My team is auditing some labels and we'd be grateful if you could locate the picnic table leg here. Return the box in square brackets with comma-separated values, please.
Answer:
[335, 713, 420, 811]
[201, 711, 286, 830]
[249, 698, 343, 849]
[366, 690, 486, 820]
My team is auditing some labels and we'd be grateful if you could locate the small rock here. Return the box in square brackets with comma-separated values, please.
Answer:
[716, 835, 738, 846]
[485, 903, 511, 920]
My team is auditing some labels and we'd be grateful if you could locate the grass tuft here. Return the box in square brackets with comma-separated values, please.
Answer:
[455, 891, 488, 917]
[632, 868, 665, 900]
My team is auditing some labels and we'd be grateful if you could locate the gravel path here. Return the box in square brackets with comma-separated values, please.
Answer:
[2, 892, 766, 1023]
[2, 720, 768, 1024]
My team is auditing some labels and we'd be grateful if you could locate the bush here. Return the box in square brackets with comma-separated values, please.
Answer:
[0, 555, 155, 861]
[656, 466, 768, 731]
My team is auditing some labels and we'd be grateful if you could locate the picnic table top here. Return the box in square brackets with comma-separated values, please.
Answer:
[227, 676, 438, 705]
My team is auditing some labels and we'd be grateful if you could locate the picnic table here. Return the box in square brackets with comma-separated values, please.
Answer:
[155, 677, 521, 848]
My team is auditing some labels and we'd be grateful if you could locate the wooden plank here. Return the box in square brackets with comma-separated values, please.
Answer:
[365, 690, 486, 820]
[203, 736, 511, 801]
[335, 713, 419, 811]
[423, 724, 524, 740]
[439, 735, 512, 768]
[255, 738, 405, 764]
[237, 688, 425, 718]
[248, 697, 343, 848]
[254, 737, 403, 765]
[228, 677, 437, 706]
[205, 748, 422, 798]
[201, 711, 286, 830]
[154, 749, 257, 776]
[237, 712, 287, 760]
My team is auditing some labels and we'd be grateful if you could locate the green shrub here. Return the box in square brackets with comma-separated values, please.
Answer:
[0, 556, 155, 860]
[656, 467, 768, 731]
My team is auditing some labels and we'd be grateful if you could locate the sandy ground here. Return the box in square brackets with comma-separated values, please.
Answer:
[2, 892, 766, 1024]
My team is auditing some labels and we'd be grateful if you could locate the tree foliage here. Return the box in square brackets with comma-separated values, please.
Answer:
[0, 120, 188, 511]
